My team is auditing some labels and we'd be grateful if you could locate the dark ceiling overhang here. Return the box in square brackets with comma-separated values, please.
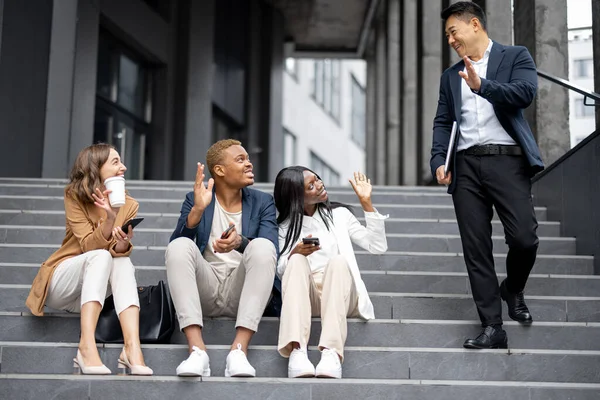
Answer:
[267, 0, 380, 58]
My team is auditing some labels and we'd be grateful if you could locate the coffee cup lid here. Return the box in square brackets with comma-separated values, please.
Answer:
[104, 176, 125, 184]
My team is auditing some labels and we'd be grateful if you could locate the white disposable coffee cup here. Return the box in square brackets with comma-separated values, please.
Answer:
[104, 176, 126, 207]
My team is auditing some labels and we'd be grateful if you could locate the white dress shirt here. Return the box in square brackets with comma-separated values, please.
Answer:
[300, 211, 340, 274]
[457, 39, 517, 151]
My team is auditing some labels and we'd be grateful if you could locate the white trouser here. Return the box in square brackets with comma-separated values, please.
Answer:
[45, 249, 140, 315]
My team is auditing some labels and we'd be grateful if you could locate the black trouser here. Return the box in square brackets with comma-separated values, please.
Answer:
[452, 152, 539, 326]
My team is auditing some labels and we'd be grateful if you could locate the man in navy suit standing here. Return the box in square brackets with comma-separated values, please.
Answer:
[166, 139, 278, 376]
[430, 2, 544, 349]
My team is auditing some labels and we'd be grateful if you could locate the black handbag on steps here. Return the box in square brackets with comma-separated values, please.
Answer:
[95, 280, 176, 344]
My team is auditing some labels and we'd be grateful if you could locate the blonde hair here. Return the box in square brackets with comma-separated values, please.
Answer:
[65, 143, 115, 204]
[206, 139, 242, 176]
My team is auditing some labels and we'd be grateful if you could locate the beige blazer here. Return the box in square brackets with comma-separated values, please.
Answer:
[26, 191, 138, 316]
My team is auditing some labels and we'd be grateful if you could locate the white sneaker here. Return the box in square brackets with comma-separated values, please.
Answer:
[225, 343, 256, 377]
[176, 346, 211, 377]
[288, 348, 316, 378]
[315, 348, 342, 379]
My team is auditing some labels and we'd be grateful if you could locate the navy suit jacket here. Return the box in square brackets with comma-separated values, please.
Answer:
[430, 41, 545, 194]
[170, 186, 279, 257]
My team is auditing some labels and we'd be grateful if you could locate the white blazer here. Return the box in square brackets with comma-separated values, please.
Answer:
[277, 207, 388, 320]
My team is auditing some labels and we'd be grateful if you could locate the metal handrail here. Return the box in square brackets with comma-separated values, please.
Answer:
[537, 70, 600, 106]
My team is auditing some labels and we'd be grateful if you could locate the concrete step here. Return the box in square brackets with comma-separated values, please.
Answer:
[0, 196, 548, 220]
[0, 211, 563, 236]
[0, 229, 575, 255]
[1, 314, 599, 350]
[356, 253, 594, 274]
[2, 374, 599, 400]
[1, 262, 596, 291]
[361, 273, 600, 296]
[0, 185, 456, 205]
[2, 281, 599, 322]
[4, 266, 600, 297]
[0, 180, 448, 192]
[2, 342, 600, 383]
[0, 246, 591, 274]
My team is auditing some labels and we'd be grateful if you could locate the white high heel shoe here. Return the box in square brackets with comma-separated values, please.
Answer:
[117, 349, 153, 376]
[73, 350, 111, 375]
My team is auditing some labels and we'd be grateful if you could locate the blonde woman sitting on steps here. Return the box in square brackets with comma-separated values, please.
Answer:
[26, 143, 152, 376]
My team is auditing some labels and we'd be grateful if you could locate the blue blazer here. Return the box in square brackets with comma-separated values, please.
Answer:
[430, 41, 545, 194]
[170, 187, 279, 256]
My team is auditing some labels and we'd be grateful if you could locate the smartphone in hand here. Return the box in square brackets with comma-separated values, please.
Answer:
[302, 237, 320, 246]
[121, 217, 144, 232]
[221, 224, 236, 239]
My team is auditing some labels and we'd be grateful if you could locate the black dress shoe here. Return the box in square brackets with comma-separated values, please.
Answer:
[500, 279, 533, 324]
[463, 326, 508, 349]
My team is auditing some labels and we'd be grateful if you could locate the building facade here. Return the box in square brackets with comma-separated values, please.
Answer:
[568, 27, 595, 147]
[282, 59, 367, 185]
[0, 0, 286, 182]
[0, 0, 585, 185]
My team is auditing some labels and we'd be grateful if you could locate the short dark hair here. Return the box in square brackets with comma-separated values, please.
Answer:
[441, 1, 487, 31]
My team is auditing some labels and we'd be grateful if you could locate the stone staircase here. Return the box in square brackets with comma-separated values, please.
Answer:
[0, 178, 598, 399]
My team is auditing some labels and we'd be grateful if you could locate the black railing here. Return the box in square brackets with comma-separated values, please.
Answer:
[537, 70, 600, 106]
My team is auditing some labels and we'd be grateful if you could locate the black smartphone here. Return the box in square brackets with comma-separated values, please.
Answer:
[302, 237, 320, 246]
[221, 224, 236, 239]
[121, 217, 144, 232]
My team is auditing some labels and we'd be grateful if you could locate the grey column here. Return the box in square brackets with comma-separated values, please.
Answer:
[386, 0, 401, 185]
[365, 31, 377, 181]
[514, 0, 570, 166]
[484, 0, 512, 45]
[183, 0, 215, 180]
[0, 0, 4, 56]
[43, 0, 78, 178]
[0, 0, 53, 177]
[402, 0, 418, 185]
[266, 8, 285, 182]
[375, 5, 387, 184]
[246, 0, 264, 179]
[69, 0, 100, 168]
[593, 0, 600, 131]
[420, 0, 443, 184]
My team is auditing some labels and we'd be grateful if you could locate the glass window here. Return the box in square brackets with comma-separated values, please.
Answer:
[94, 30, 153, 180]
[351, 75, 366, 148]
[118, 54, 146, 118]
[283, 129, 297, 167]
[314, 61, 324, 104]
[312, 59, 341, 122]
[331, 61, 340, 120]
[323, 60, 332, 113]
[310, 151, 340, 186]
[575, 98, 595, 118]
[574, 59, 593, 78]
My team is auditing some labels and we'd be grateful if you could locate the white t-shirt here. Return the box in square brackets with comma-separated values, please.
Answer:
[202, 199, 243, 281]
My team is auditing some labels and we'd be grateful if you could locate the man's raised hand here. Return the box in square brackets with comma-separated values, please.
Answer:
[458, 56, 482, 92]
[193, 163, 214, 211]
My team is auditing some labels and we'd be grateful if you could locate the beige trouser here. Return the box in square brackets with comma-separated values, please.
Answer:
[165, 237, 277, 332]
[45, 250, 140, 315]
[278, 254, 359, 361]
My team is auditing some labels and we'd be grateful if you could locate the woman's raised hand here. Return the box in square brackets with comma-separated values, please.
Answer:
[92, 187, 118, 220]
[349, 172, 375, 212]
